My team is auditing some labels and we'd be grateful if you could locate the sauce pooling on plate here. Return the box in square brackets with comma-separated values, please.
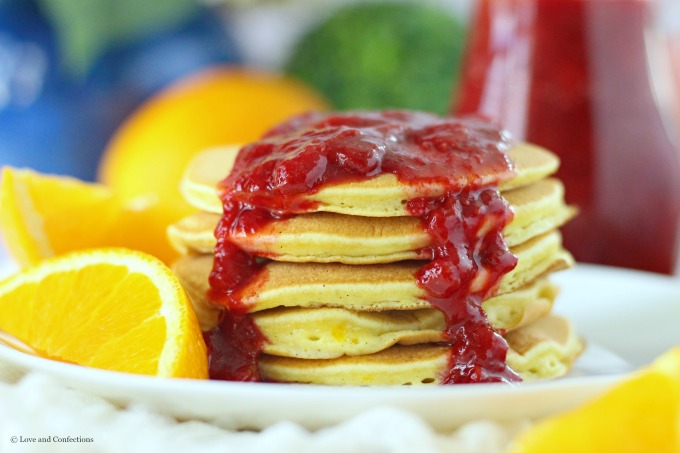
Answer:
[205, 110, 521, 384]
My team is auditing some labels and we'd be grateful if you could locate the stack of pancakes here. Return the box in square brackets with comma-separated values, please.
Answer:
[169, 135, 584, 386]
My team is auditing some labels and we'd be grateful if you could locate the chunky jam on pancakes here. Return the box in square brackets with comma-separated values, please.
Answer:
[205, 110, 521, 384]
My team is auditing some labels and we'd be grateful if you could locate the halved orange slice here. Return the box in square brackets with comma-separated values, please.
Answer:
[0, 248, 207, 378]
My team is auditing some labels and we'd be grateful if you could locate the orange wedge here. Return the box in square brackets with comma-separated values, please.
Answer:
[509, 347, 680, 453]
[0, 248, 207, 378]
[0, 167, 119, 268]
[0, 167, 180, 266]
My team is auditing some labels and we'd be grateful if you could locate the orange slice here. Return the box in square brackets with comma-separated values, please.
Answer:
[0, 167, 180, 265]
[0, 248, 207, 378]
[0, 167, 120, 268]
[509, 347, 680, 453]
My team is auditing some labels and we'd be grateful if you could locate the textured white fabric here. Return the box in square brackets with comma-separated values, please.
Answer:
[0, 364, 524, 453]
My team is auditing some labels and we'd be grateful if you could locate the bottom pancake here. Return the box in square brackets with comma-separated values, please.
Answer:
[258, 315, 584, 385]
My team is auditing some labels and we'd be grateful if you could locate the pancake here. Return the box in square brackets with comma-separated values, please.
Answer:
[254, 278, 557, 359]
[171, 254, 223, 331]
[168, 213, 220, 256]
[168, 178, 576, 263]
[173, 254, 559, 334]
[256, 307, 445, 360]
[504, 315, 586, 380]
[180, 145, 240, 216]
[220, 231, 571, 313]
[261, 343, 450, 386]
[502, 178, 576, 247]
[482, 277, 558, 331]
[174, 231, 572, 315]
[257, 315, 583, 385]
[181, 143, 560, 217]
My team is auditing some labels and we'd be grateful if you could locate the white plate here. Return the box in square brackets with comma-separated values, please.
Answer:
[0, 264, 678, 432]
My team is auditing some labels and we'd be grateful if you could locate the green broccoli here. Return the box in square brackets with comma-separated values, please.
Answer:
[285, 2, 467, 115]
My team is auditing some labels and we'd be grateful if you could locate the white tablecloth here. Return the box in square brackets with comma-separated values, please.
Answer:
[0, 362, 526, 453]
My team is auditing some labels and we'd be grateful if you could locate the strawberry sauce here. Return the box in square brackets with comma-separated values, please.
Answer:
[205, 110, 521, 384]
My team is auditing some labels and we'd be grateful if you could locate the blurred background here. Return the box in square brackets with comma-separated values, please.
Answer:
[2, 0, 680, 275]
[0, 0, 474, 276]
[0, 0, 472, 180]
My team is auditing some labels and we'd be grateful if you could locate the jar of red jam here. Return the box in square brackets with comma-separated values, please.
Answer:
[455, 0, 680, 274]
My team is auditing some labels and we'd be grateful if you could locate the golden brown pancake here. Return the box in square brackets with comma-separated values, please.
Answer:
[180, 143, 560, 216]
[253, 278, 557, 359]
[502, 178, 576, 247]
[171, 254, 223, 331]
[257, 315, 583, 385]
[180, 145, 240, 216]
[505, 315, 586, 380]
[168, 178, 576, 264]
[232, 231, 571, 313]
[167, 213, 219, 256]
[260, 343, 449, 386]
[256, 307, 445, 360]
[174, 231, 571, 314]
[483, 277, 558, 331]
[173, 251, 561, 334]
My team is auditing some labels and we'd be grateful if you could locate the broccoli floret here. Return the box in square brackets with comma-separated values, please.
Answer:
[285, 2, 466, 115]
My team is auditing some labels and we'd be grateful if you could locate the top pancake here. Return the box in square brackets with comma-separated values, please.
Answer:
[181, 143, 559, 217]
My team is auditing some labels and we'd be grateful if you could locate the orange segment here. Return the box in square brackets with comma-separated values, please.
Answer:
[0, 167, 119, 267]
[0, 248, 207, 378]
[509, 347, 680, 453]
[0, 167, 180, 265]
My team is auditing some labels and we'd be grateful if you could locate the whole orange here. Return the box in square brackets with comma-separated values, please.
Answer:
[98, 66, 329, 262]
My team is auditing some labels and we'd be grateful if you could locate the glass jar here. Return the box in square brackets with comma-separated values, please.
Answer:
[455, 0, 680, 274]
